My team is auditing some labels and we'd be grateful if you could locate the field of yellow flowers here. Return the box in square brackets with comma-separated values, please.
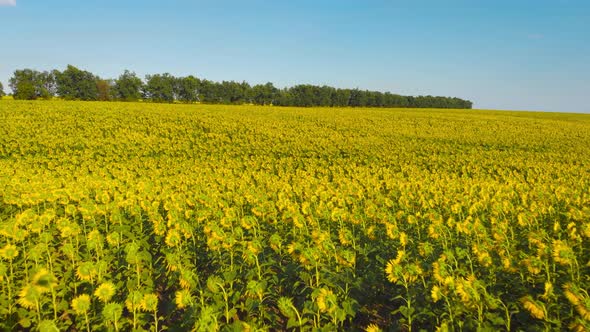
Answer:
[0, 100, 589, 331]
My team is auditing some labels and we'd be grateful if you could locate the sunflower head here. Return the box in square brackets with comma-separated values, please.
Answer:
[175, 289, 192, 309]
[521, 296, 546, 320]
[17, 284, 40, 310]
[71, 294, 92, 315]
[94, 282, 116, 303]
[140, 293, 158, 312]
[32, 268, 56, 293]
[102, 302, 123, 323]
[277, 297, 295, 318]
[206, 275, 223, 293]
[365, 324, 382, 332]
[76, 261, 98, 282]
[314, 288, 337, 313]
[0, 243, 19, 260]
[431, 285, 442, 303]
[165, 228, 182, 248]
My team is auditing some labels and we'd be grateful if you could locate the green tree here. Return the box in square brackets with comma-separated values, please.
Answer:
[113, 70, 144, 101]
[252, 82, 278, 105]
[36, 71, 56, 99]
[9, 69, 38, 100]
[0, 82, 4, 98]
[55, 65, 99, 100]
[4, 65, 474, 109]
[316, 86, 333, 106]
[289, 85, 314, 107]
[175, 75, 200, 103]
[330, 89, 351, 107]
[144, 73, 176, 103]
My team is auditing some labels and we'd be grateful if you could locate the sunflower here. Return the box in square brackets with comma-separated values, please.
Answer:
[102, 302, 123, 323]
[431, 285, 442, 303]
[365, 324, 382, 332]
[17, 284, 40, 310]
[31, 268, 56, 293]
[551, 240, 574, 266]
[0, 243, 19, 260]
[315, 288, 336, 313]
[385, 259, 400, 283]
[521, 296, 546, 320]
[71, 294, 92, 315]
[165, 228, 182, 248]
[76, 261, 98, 282]
[277, 297, 295, 318]
[175, 289, 192, 309]
[399, 232, 408, 247]
[94, 282, 116, 303]
[140, 293, 158, 312]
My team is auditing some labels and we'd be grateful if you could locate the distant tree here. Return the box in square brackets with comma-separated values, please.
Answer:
[113, 70, 143, 102]
[0, 82, 4, 98]
[5, 65, 474, 108]
[252, 82, 278, 105]
[36, 71, 57, 99]
[197, 79, 217, 103]
[349, 89, 369, 107]
[55, 65, 99, 100]
[96, 79, 114, 101]
[275, 89, 294, 106]
[289, 85, 315, 107]
[317, 86, 333, 107]
[239, 81, 253, 104]
[9, 69, 48, 100]
[144, 73, 176, 103]
[331, 89, 351, 107]
[175, 75, 200, 103]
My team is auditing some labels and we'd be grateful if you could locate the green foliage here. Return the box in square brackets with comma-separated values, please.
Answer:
[9, 69, 55, 100]
[54, 65, 99, 101]
[113, 70, 143, 102]
[175, 75, 201, 103]
[252, 82, 278, 105]
[144, 73, 175, 103]
[8, 65, 473, 108]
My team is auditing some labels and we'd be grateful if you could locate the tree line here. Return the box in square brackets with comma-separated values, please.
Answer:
[1, 65, 473, 109]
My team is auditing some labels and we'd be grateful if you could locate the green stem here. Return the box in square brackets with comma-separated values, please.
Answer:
[136, 263, 141, 288]
[85, 312, 90, 332]
[7, 260, 14, 314]
[291, 303, 303, 328]
[132, 308, 137, 330]
[219, 284, 230, 324]
[35, 299, 42, 326]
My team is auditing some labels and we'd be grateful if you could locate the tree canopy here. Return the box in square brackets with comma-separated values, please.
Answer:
[113, 70, 143, 102]
[7, 65, 473, 109]
[54, 65, 99, 100]
[9, 69, 55, 100]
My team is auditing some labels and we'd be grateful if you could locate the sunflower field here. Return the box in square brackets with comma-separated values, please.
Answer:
[0, 100, 589, 331]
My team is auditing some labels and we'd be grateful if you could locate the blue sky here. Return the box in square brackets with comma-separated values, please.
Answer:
[1, 0, 589, 112]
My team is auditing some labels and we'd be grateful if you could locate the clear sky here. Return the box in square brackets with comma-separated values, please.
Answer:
[1, 0, 589, 112]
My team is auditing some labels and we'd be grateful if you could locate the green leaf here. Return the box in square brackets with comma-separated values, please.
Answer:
[39, 320, 60, 332]
[18, 317, 31, 329]
[287, 317, 299, 329]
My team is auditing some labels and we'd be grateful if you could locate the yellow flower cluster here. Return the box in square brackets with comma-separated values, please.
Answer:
[0, 100, 588, 330]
